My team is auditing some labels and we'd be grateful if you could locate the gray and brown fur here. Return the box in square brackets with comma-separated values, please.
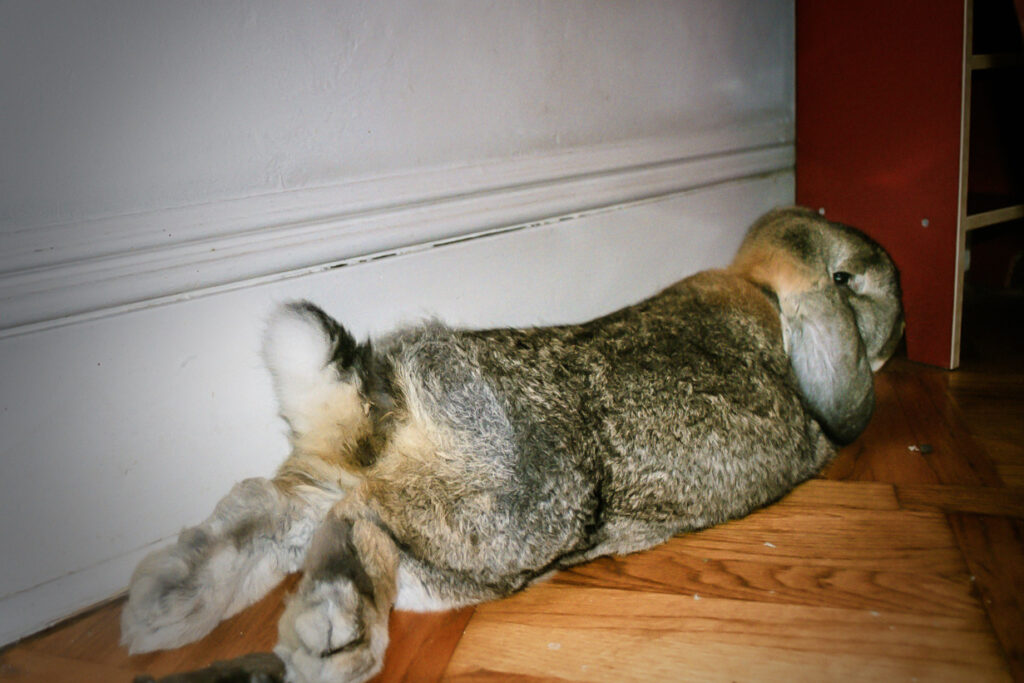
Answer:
[123, 207, 904, 683]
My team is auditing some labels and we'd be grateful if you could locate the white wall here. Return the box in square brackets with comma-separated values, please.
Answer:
[0, 1, 794, 644]
[1, 1, 791, 229]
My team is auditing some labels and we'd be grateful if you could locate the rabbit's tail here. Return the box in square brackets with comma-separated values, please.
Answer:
[262, 301, 378, 464]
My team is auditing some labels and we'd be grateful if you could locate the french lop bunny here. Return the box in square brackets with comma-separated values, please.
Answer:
[124, 207, 903, 682]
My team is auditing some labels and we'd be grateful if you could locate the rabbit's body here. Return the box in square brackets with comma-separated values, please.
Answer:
[362, 269, 829, 609]
[123, 208, 903, 683]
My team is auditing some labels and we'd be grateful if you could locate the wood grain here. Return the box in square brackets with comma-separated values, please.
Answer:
[552, 491, 979, 618]
[948, 514, 1024, 681]
[0, 649, 134, 683]
[897, 484, 1024, 517]
[445, 585, 1009, 682]
[376, 607, 476, 683]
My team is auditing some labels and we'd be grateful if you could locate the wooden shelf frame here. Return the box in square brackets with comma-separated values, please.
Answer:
[971, 51, 1024, 69]
[966, 203, 1024, 230]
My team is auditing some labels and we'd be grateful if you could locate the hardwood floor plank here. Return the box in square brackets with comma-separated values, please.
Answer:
[444, 585, 1010, 682]
[947, 367, 1024, 488]
[972, 436, 1024, 488]
[552, 489, 977, 618]
[894, 368, 1005, 487]
[780, 479, 900, 510]
[946, 370, 1024, 408]
[678, 506, 966, 573]
[0, 648, 133, 683]
[896, 484, 1024, 517]
[375, 607, 476, 683]
[553, 543, 978, 618]
[947, 514, 1024, 682]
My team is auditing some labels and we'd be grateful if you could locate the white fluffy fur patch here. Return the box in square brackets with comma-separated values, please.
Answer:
[262, 306, 342, 431]
[261, 304, 370, 454]
[263, 305, 336, 391]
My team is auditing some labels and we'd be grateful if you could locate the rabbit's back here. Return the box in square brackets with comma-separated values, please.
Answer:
[583, 270, 831, 534]
[367, 269, 829, 603]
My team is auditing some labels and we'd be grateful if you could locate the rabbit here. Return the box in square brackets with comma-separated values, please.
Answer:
[121, 206, 904, 683]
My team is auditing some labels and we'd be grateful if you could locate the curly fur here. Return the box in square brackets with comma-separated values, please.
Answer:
[123, 207, 904, 682]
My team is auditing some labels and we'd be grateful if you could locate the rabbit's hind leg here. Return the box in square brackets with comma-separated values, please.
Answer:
[120, 471, 342, 654]
[275, 502, 398, 683]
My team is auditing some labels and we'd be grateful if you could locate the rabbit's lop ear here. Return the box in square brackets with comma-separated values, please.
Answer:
[731, 208, 904, 445]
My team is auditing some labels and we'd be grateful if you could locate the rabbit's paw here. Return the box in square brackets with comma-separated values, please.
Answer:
[121, 526, 236, 653]
[275, 577, 388, 683]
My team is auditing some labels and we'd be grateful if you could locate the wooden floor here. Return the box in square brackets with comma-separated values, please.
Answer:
[2, 289, 1022, 682]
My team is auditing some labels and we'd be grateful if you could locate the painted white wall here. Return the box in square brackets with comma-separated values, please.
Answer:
[1, 0, 791, 228]
[0, 1, 794, 644]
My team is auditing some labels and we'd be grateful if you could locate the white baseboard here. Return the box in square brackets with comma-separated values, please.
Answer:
[0, 121, 792, 335]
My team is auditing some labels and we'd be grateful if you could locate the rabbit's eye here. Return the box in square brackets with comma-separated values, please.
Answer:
[833, 271, 852, 286]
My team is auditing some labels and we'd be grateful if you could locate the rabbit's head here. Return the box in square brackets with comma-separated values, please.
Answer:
[731, 207, 904, 444]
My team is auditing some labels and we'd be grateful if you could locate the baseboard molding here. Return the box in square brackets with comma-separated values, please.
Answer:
[0, 120, 792, 336]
